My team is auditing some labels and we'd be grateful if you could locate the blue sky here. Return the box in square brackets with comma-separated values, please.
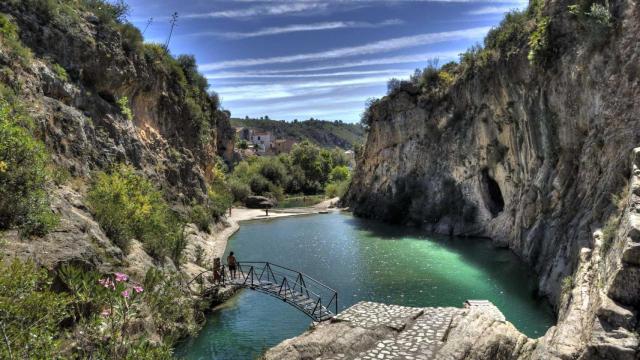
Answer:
[126, 0, 527, 122]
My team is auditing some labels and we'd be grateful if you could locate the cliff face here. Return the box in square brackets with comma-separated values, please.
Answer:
[0, 1, 234, 202]
[346, 0, 640, 357]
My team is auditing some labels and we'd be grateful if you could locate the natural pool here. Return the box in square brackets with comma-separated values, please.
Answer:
[176, 212, 555, 359]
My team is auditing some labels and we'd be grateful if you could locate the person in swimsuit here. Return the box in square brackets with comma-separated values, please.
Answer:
[227, 251, 237, 279]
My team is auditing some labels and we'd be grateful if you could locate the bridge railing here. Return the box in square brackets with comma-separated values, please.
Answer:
[188, 261, 338, 321]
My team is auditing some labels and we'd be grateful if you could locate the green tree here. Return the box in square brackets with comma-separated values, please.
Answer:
[329, 166, 350, 182]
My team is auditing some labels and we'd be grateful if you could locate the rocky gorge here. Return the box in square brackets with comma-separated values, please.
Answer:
[0, 0, 639, 358]
[341, 0, 640, 357]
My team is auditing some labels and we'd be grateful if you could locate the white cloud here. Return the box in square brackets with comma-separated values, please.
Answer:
[181, 3, 329, 19]
[207, 68, 412, 79]
[191, 19, 403, 39]
[200, 27, 489, 70]
[206, 50, 460, 77]
[466, 5, 522, 15]
[216, 74, 409, 101]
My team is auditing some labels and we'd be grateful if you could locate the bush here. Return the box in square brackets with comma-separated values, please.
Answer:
[484, 10, 530, 59]
[325, 179, 350, 199]
[81, 0, 130, 24]
[0, 258, 71, 359]
[0, 99, 58, 236]
[561, 276, 574, 299]
[260, 159, 288, 186]
[51, 63, 68, 81]
[228, 177, 251, 203]
[249, 174, 272, 195]
[117, 22, 144, 56]
[528, 16, 550, 65]
[329, 165, 350, 182]
[189, 205, 211, 232]
[87, 165, 186, 262]
[0, 14, 33, 66]
[207, 182, 233, 219]
[117, 96, 133, 121]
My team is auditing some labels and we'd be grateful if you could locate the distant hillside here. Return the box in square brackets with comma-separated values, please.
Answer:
[231, 118, 365, 149]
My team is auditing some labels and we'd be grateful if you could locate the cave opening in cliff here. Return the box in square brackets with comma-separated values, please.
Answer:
[481, 169, 505, 217]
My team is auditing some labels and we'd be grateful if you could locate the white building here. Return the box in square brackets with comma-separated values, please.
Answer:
[250, 131, 273, 154]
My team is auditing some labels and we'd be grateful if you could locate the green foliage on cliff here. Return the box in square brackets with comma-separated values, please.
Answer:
[560, 276, 574, 299]
[87, 164, 186, 262]
[485, 10, 530, 59]
[0, 13, 33, 65]
[0, 98, 58, 236]
[117, 96, 133, 121]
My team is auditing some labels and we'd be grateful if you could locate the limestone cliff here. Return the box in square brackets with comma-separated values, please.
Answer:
[0, 1, 234, 203]
[345, 0, 640, 357]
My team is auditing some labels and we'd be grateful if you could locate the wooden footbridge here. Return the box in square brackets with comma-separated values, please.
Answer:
[189, 262, 338, 322]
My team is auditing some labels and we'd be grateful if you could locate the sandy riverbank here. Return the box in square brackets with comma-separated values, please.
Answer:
[210, 197, 341, 259]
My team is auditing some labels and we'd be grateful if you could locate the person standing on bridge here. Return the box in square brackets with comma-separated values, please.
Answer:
[227, 251, 237, 279]
[213, 257, 222, 284]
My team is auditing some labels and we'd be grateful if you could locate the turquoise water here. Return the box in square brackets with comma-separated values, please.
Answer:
[176, 212, 555, 359]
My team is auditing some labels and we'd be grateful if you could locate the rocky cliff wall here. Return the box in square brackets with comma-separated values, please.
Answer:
[0, 1, 234, 202]
[345, 0, 640, 357]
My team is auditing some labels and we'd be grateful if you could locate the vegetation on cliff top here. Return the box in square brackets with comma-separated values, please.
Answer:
[365, 0, 614, 127]
[231, 117, 365, 150]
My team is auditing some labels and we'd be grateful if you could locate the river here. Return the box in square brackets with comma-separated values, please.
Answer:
[176, 212, 555, 359]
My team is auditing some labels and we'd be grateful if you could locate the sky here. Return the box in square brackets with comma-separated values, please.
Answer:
[125, 0, 527, 123]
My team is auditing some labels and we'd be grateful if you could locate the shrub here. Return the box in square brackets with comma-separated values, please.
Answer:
[189, 205, 211, 232]
[561, 276, 574, 299]
[325, 179, 350, 199]
[528, 16, 550, 65]
[81, 0, 130, 24]
[0, 258, 71, 359]
[0, 99, 58, 236]
[117, 96, 133, 121]
[207, 182, 233, 219]
[228, 177, 251, 203]
[0, 14, 33, 65]
[117, 22, 144, 56]
[260, 159, 288, 186]
[51, 63, 68, 81]
[249, 174, 272, 195]
[484, 10, 530, 59]
[329, 165, 350, 182]
[143, 268, 200, 343]
[87, 165, 186, 262]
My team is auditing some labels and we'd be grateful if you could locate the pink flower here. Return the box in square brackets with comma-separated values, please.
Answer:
[98, 278, 115, 290]
[132, 284, 144, 293]
[114, 272, 128, 282]
[121, 289, 130, 298]
[100, 308, 111, 317]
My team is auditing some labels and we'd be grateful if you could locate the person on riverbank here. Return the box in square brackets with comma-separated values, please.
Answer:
[213, 257, 222, 284]
[227, 251, 237, 279]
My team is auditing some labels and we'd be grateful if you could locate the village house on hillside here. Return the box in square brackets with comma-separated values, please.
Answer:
[235, 127, 297, 155]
